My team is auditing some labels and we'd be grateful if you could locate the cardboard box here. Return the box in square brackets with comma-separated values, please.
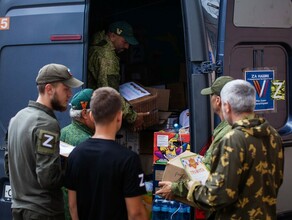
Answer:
[162, 151, 209, 184]
[153, 132, 190, 165]
[153, 164, 165, 194]
[145, 86, 170, 111]
[129, 86, 159, 128]
[161, 151, 210, 207]
[161, 151, 195, 182]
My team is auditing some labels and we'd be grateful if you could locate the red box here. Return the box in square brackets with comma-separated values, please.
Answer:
[153, 132, 190, 165]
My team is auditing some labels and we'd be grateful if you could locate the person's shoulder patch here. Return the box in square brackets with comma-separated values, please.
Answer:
[37, 129, 59, 155]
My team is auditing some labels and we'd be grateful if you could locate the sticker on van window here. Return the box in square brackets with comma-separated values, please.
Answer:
[0, 17, 10, 30]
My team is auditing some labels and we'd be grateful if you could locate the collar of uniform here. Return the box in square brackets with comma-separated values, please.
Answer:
[28, 100, 57, 120]
[72, 120, 94, 136]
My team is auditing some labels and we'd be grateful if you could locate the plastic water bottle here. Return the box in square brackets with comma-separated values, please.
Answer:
[176, 203, 191, 220]
[184, 205, 191, 220]
[161, 205, 169, 219]
[152, 204, 161, 220]
[169, 201, 179, 220]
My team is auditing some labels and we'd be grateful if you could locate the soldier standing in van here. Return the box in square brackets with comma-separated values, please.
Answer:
[87, 21, 147, 131]
[6, 63, 83, 220]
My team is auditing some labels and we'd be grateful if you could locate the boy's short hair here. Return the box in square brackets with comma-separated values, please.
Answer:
[90, 87, 122, 124]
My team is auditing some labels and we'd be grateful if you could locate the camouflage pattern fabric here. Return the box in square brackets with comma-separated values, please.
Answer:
[60, 120, 93, 147]
[203, 120, 232, 171]
[185, 115, 283, 219]
[87, 31, 137, 124]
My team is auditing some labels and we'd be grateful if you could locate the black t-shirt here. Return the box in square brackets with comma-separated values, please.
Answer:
[64, 138, 146, 220]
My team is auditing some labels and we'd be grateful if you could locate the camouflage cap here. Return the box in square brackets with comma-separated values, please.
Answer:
[36, 63, 83, 88]
[109, 21, 138, 45]
[70, 88, 94, 110]
[201, 76, 234, 96]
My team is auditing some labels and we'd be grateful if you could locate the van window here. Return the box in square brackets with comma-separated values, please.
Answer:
[234, 0, 292, 28]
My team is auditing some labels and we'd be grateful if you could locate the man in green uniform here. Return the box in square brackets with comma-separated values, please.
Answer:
[88, 21, 147, 131]
[6, 63, 83, 220]
[61, 88, 94, 146]
[60, 88, 94, 220]
[200, 76, 234, 170]
[157, 79, 284, 220]
[197, 75, 234, 219]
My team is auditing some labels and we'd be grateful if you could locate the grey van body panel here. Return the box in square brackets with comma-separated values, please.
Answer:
[0, 1, 86, 133]
[0, 2, 86, 218]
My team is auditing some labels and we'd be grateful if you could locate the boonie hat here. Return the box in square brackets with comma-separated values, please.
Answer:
[70, 88, 93, 110]
[36, 63, 84, 88]
[109, 21, 138, 45]
[201, 76, 234, 96]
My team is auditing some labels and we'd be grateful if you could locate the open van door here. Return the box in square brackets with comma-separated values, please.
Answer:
[182, 0, 292, 217]
[217, 0, 292, 216]
[181, 0, 213, 153]
[0, 0, 87, 218]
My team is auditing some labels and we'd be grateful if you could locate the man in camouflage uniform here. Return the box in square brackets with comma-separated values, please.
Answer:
[60, 88, 94, 220]
[61, 88, 94, 146]
[157, 79, 284, 220]
[200, 76, 234, 171]
[6, 63, 83, 220]
[88, 21, 147, 130]
[198, 75, 233, 219]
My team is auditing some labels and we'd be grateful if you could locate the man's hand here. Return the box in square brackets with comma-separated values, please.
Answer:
[156, 181, 174, 200]
[133, 112, 150, 132]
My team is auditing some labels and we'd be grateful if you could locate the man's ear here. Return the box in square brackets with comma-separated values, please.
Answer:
[223, 102, 231, 113]
[116, 110, 123, 122]
[89, 111, 95, 122]
[216, 96, 221, 106]
[81, 109, 88, 119]
[45, 84, 54, 95]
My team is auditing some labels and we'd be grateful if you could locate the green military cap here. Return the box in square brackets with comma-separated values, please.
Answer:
[201, 76, 234, 96]
[109, 21, 138, 45]
[70, 88, 94, 110]
[36, 63, 83, 88]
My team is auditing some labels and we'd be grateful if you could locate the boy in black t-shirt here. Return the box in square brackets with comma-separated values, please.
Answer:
[65, 87, 148, 220]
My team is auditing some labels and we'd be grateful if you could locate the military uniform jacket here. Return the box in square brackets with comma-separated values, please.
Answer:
[203, 120, 232, 170]
[88, 31, 137, 124]
[186, 115, 284, 220]
[7, 101, 64, 216]
[61, 120, 93, 146]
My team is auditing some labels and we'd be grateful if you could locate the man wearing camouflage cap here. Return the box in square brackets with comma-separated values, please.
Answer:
[61, 88, 95, 147]
[6, 63, 83, 220]
[87, 21, 147, 131]
[157, 75, 234, 220]
[200, 76, 234, 171]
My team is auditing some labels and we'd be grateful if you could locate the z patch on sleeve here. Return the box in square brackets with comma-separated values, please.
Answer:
[37, 129, 58, 155]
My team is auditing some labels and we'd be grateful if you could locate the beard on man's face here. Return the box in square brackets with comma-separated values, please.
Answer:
[51, 93, 67, 112]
